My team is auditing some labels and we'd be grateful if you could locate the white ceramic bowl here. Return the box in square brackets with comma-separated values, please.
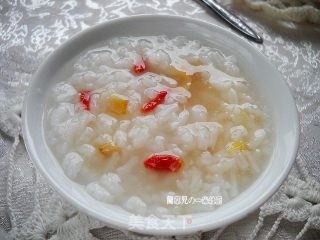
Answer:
[22, 15, 299, 236]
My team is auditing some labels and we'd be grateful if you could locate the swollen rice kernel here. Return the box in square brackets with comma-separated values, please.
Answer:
[230, 125, 248, 141]
[124, 196, 147, 215]
[62, 152, 84, 179]
[86, 182, 113, 203]
[100, 173, 124, 196]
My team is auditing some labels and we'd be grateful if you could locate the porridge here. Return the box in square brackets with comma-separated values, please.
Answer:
[45, 36, 271, 216]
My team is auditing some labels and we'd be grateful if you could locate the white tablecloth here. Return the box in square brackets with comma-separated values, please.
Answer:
[0, 0, 319, 239]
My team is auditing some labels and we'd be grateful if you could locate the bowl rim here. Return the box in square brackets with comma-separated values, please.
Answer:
[22, 14, 300, 236]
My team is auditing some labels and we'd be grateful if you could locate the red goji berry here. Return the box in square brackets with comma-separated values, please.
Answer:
[141, 91, 168, 113]
[133, 59, 146, 74]
[144, 154, 183, 172]
[80, 90, 91, 111]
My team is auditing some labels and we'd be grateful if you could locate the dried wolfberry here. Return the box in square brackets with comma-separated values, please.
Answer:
[141, 91, 168, 113]
[133, 59, 146, 74]
[80, 90, 91, 110]
[144, 154, 183, 172]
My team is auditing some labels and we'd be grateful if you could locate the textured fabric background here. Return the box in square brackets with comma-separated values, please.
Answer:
[0, 0, 319, 239]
